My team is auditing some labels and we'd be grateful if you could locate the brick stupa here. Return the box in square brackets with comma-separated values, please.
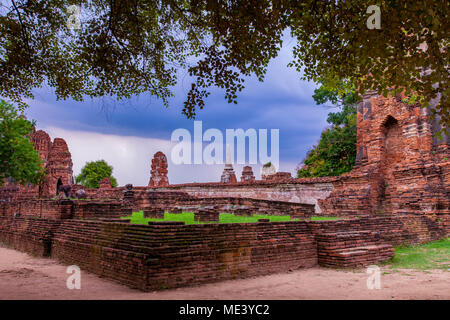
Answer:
[148, 151, 169, 187]
[240, 166, 255, 182]
[31, 131, 73, 197]
[220, 145, 237, 183]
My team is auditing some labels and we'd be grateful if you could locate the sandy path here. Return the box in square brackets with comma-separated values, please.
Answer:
[0, 246, 448, 300]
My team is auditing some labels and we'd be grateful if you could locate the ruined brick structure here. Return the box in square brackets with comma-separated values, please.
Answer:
[263, 171, 293, 181]
[220, 144, 237, 183]
[220, 163, 237, 183]
[98, 177, 112, 189]
[0, 92, 448, 293]
[161, 177, 336, 213]
[39, 137, 74, 197]
[0, 129, 74, 200]
[194, 207, 220, 222]
[148, 151, 169, 187]
[240, 166, 255, 182]
[31, 129, 52, 163]
[320, 91, 449, 221]
[261, 162, 276, 179]
[0, 213, 444, 291]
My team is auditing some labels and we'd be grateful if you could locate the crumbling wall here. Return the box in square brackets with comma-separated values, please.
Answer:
[320, 92, 449, 217]
[0, 217, 61, 256]
[307, 215, 446, 246]
[0, 214, 445, 291]
[159, 177, 337, 213]
[50, 219, 318, 291]
[0, 199, 129, 220]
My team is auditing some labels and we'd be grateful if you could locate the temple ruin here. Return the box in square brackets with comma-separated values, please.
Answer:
[320, 91, 449, 221]
[1, 129, 73, 201]
[0, 92, 448, 291]
[148, 151, 169, 188]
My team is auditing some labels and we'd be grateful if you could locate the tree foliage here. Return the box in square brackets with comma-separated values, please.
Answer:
[0, 99, 44, 185]
[75, 160, 118, 188]
[297, 81, 357, 177]
[0, 1, 448, 131]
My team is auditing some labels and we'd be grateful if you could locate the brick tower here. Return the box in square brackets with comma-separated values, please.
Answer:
[148, 151, 169, 187]
[320, 91, 449, 217]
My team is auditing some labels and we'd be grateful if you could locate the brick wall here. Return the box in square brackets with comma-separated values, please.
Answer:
[0, 217, 60, 256]
[314, 231, 394, 268]
[136, 195, 315, 217]
[157, 177, 337, 213]
[50, 220, 318, 291]
[320, 92, 449, 217]
[71, 201, 131, 219]
[307, 215, 446, 246]
[0, 199, 129, 220]
[0, 217, 317, 290]
[0, 214, 445, 291]
[0, 200, 73, 219]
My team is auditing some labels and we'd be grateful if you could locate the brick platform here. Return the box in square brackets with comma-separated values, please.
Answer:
[50, 219, 317, 291]
[0, 214, 445, 291]
[194, 207, 220, 222]
[315, 231, 394, 268]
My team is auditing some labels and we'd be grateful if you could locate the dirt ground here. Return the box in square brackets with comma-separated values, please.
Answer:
[0, 246, 448, 300]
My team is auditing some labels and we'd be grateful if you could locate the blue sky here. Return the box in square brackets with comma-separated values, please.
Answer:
[23, 39, 333, 186]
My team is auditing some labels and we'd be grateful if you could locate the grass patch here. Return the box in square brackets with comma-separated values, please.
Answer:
[383, 238, 450, 271]
[122, 211, 341, 225]
[310, 216, 341, 221]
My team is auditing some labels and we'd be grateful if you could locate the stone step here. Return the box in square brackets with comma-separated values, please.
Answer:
[316, 230, 394, 268]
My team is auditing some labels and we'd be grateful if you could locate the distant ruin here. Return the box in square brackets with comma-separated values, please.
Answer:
[148, 151, 169, 188]
[1, 129, 73, 201]
[240, 166, 255, 182]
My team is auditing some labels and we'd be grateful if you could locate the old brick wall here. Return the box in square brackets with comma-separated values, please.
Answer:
[307, 215, 446, 246]
[0, 217, 61, 256]
[307, 215, 445, 268]
[0, 199, 129, 220]
[0, 214, 445, 291]
[51, 220, 317, 291]
[320, 92, 449, 217]
[314, 231, 394, 268]
[186, 197, 315, 216]
[157, 177, 337, 213]
[134, 192, 315, 217]
[71, 201, 131, 219]
[0, 217, 317, 290]
[0, 200, 73, 219]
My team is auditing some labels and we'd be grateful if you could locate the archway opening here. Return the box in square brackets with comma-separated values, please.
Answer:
[379, 115, 402, 213]
[56, 178, 63, 195]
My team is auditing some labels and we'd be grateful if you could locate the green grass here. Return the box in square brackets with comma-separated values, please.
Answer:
[121, 211, 340, 225]
[310, 216, 341, 221]
[383, 238, 450, 271]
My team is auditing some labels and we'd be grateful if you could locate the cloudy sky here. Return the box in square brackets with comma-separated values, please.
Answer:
[23, 38, 333, 186]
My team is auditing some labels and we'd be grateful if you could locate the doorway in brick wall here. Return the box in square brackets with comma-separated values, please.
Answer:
[56, 178, 62, 195]
[379, 116, 403, 213]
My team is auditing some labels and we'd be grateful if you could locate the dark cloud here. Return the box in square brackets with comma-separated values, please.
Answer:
[24, 44, 332, 173]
